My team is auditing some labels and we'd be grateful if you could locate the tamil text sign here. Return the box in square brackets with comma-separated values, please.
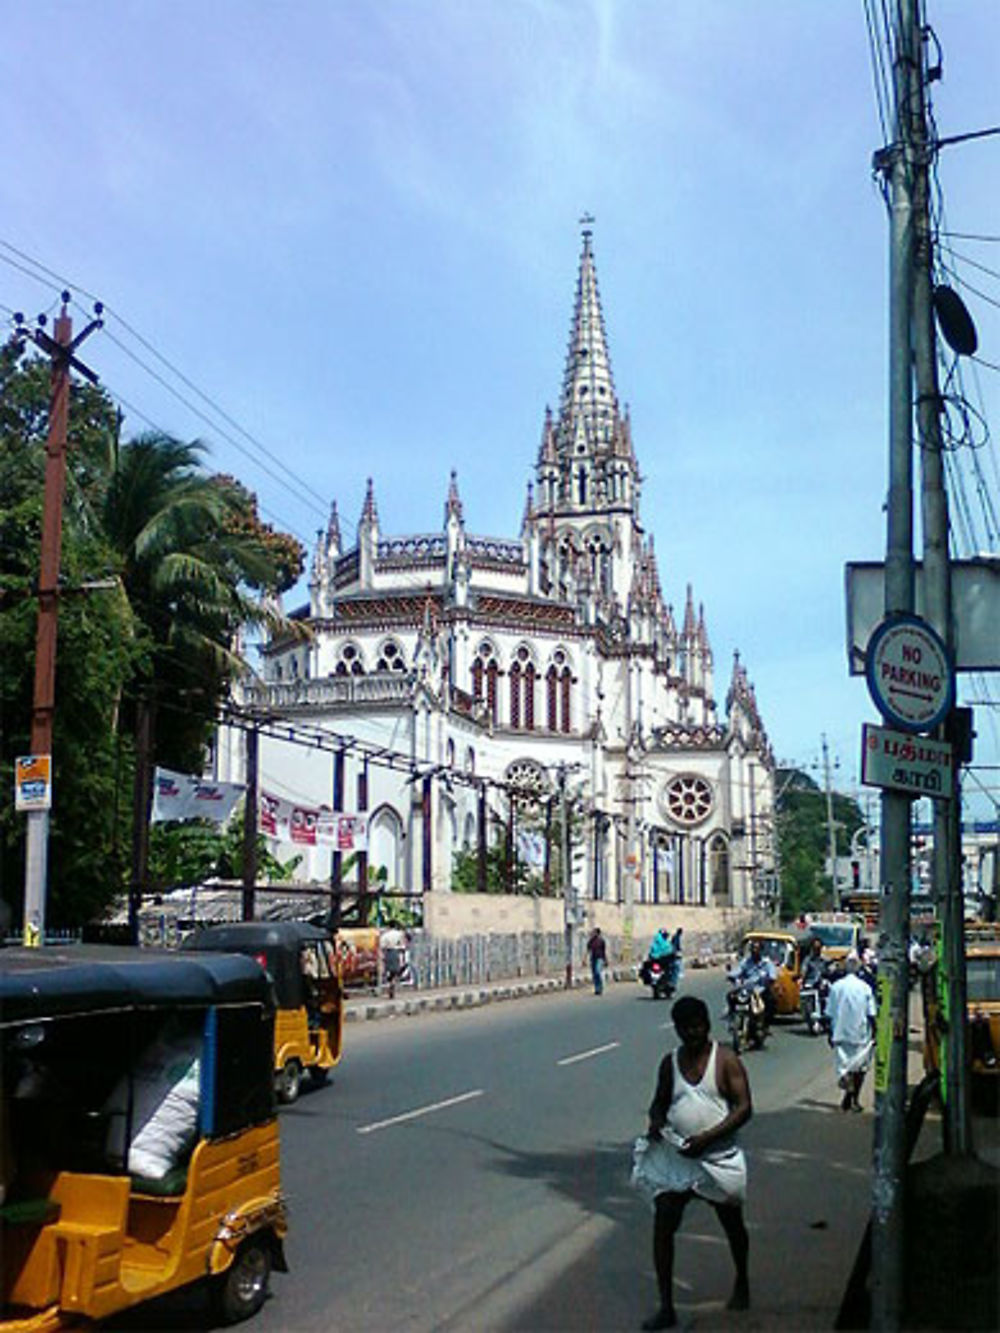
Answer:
[861, 723, 954, 799]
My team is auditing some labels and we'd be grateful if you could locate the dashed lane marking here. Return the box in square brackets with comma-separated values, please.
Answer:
[557, 1040, 621, 1066]
[356, 1088, 485, 1134]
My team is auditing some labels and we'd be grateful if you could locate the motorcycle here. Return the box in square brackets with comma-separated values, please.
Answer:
[726, 979, 769, 1053]
[639, 955, 680, 1001]
[799, 971, 832, 1036]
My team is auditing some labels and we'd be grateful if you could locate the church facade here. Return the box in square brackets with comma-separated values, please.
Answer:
[218, 231, 775, 926]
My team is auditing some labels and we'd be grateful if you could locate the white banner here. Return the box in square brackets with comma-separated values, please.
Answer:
[152, 767, 245, 825]
[259, 789, 368, 850]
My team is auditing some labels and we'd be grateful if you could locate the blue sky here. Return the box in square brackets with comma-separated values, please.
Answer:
[3, 2, 999, 816]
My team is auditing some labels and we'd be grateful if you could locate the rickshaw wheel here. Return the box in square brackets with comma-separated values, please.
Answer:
[310, 1065, 330, 1087]
[277, 1059, 302, 1104]
[215, 1238, 272, 1323]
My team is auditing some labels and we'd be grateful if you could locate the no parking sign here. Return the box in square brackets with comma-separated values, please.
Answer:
[865, 615, 954, 733]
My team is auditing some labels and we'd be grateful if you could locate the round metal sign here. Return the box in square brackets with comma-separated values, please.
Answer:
[865, 615, 954, 733]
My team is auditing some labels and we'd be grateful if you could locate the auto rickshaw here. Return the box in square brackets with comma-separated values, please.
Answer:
[923, 923, 1000, 1084]
[807, 914, 861, 964]
[737, 928, 814, 1017]
[0, 945, 286, 1330]
[186, 921, 343, 1104]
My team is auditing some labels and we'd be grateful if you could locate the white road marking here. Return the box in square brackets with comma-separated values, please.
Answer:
[557, 1040, 621, 1066]
[356, 1088, 485, 1134]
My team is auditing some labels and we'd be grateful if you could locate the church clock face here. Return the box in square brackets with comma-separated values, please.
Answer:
[661, 774, 714, 827]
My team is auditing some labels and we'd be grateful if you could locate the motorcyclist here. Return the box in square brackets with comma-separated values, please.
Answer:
[730, 939, 777, 1029]
[645, 933, 677, 997]
[801, 936, 826, 990]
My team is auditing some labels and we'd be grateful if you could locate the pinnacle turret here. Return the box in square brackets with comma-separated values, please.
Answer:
[359, 478, 378, 528]
[444, 469, 464, 525]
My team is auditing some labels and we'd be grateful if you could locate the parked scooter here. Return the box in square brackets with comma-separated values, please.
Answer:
[639, 954, 681, 1001]
[726, 975, 769, 1053]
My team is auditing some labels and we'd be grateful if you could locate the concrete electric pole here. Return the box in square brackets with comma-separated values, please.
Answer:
[870, 4, 920, 1325]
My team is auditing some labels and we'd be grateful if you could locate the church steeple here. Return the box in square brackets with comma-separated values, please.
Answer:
[557, 223, 618, 443]
[536, 223, 639, 519]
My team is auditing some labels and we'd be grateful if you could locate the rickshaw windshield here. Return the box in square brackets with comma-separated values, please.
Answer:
[967, 956, 1000, 1003]
[743, 938, 793, 968]
[810, 924, 857, 950]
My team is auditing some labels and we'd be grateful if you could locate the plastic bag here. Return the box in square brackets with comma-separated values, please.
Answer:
[629, 1134, 702, 1206]
[105, 1028, 201, 1180]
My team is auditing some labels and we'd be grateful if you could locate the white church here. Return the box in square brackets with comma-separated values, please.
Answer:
[216, 229, 775, 934]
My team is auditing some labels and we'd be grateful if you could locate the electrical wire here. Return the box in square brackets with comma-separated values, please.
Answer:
[0, 238, 359, 548]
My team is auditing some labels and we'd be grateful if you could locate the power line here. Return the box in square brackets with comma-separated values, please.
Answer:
[0, 239, 358, 546]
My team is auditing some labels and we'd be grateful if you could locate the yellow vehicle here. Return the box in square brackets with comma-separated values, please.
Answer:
[188, 921, 343, 1104]
[965, 924, 1000, 1079]
[807, 914, 861, 964]
[738, 928, 813, 1017]
[0, 945, 286, 1329]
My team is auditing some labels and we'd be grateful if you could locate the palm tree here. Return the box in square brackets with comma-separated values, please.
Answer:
[102, 431, 305, 770]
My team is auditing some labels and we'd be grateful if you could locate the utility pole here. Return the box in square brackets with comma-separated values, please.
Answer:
[871, 4, 919, 1326]
[821, 735, 840, 906]
[241, 722, 259, 922]
[559, 763, 573, 987]
[18, 296, 102, 946]
[910, 34, 972, 1153]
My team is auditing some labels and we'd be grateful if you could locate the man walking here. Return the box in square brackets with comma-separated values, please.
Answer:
[827, 954, 877, 1111]
[640, 995, 752, 1330]
[585, 926, 607, 995]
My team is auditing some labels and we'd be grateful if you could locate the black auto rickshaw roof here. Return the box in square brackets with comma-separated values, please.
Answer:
[185, 920, 331, 1008]
[0, 944, 271, 1026]
[185, 920, 329, 951]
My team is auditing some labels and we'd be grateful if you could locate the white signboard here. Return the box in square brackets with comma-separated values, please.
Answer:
[865, 615, 954, 732]
[861, 723, 954, 799]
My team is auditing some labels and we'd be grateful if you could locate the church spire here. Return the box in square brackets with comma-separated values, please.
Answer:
[557, 222, 618, 448]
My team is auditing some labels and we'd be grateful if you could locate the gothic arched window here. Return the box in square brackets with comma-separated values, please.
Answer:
[375, 639, 406, 672]
[472, 641, 499, 724]
[546, 650, 572, 733]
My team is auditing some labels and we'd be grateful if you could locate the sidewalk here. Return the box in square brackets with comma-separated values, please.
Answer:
[343, 967, 619, 1022]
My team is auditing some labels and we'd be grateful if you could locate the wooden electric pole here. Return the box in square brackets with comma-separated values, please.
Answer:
[18, 295, 102, 946]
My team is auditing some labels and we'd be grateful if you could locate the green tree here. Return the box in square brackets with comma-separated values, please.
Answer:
[147, 811, 301, 888]
[1, 347, 138, 925]
[775, 768, 864, 920]
[0, 350, 306, 927]
[101, 432, 305, 772]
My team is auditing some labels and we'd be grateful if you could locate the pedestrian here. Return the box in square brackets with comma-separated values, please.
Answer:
[639, 995, 752, 1330]
[827, 954, 877, 1112]
[585, 926, 607, 995]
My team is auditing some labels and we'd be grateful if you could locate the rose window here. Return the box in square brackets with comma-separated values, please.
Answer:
[663, 774, 714, 827]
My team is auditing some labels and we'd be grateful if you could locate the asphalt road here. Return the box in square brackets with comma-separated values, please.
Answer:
[254, 971, 874, 1333]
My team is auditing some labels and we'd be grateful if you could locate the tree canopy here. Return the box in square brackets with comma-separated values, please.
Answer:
[774, 767, 864, 919]
[0, 348, 306, 928]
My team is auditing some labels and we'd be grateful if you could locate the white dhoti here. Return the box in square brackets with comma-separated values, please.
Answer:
[834, 1038, 873, 1083]
[631, 1130, 747, 1207]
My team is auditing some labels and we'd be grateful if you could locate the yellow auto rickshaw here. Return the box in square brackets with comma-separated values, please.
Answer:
[187, 921, 343, 1104]
[738, 928, 814, 1017]
[0, 945, 286, 1329]
[807, 914, 862, 964]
